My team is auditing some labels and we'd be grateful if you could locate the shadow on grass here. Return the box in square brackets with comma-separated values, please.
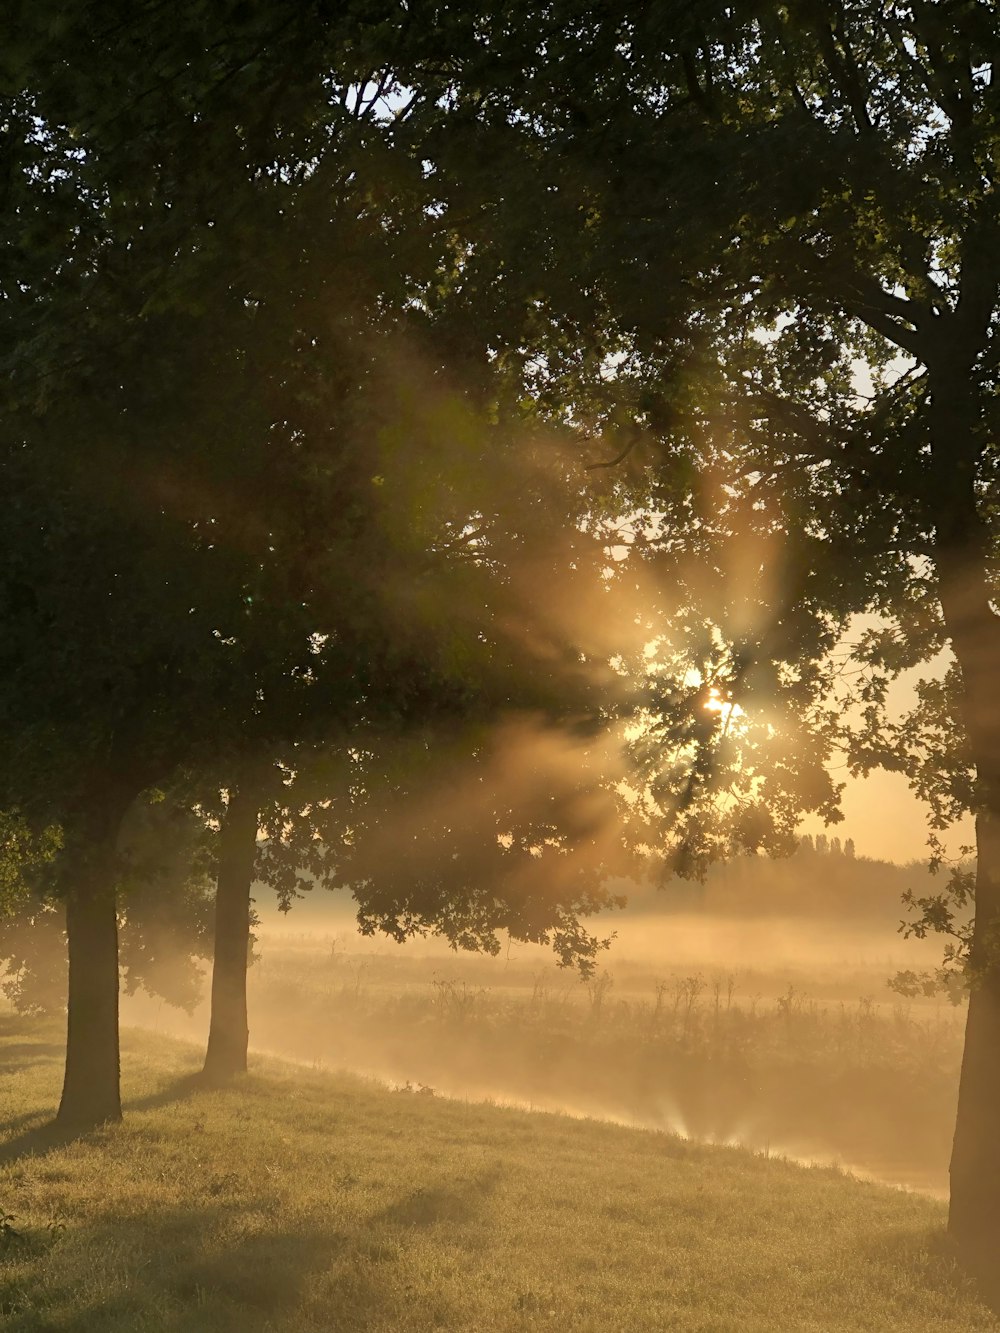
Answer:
[0, 1074, 227, 1166]
[0, 1107, 63, 1140]
[0, 1118, 89, 1166]
[125, 1071, 212, 1114]
[375, 1164, 503, 1229]
[8, 1201, 415, 1333]
[124, 1065, 284, 1114]
[0, 1082, 208, 1168]
[854, 1224, 1000, 1327]
[0, 1039, 66, 1069]
[0, 1016, 65, 1080]
[1, 1067, 256, 1167]
[921, 1227, 1000, 1322]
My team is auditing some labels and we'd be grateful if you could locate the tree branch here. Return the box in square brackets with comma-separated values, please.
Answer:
[841, 299, 925, 357]
[584, 433, 641, 470]
[814, 7, 874, 135]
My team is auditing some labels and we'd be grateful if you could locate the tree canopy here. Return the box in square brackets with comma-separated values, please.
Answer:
[5, 0, 1000, 1266]
[396, 0, 1000, 1259]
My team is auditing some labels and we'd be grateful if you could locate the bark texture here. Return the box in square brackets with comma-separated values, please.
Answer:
[949, 814, 1000, 1260]
[56, 795, 131, 1127]
[925, 359, 1000, 1257]
[202, 782, 260, 1082]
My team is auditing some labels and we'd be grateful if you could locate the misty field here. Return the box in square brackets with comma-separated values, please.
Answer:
[0, 1016, 994, 1333]
[123, 914, 964, 1199]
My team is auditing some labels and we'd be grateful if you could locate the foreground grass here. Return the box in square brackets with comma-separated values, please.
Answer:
[0, 1016, 995, 1332]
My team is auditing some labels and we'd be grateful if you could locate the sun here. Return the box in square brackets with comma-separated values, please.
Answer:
[704, 686, 745, 728]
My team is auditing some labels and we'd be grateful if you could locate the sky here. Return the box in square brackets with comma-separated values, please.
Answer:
[811, 766, 973, 865]
[807, 629, 975, 864]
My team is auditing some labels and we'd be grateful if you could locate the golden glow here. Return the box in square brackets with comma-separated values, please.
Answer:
[704, 686, 745, 729]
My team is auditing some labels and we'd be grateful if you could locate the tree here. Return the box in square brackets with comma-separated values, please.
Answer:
[397, 0, 1000, 1262]
[194, 363, 644, 1079]
[0, 796, 213, 1018]
[1, 0, 441, 1121]
[3, 0, 656, 1109]
[200, 775, 263, 1082]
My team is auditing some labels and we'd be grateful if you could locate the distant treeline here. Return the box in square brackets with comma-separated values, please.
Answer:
[797, 834, 856, 858]
[629, 841, 958, 922]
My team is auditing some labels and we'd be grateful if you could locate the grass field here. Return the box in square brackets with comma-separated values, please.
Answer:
[0, 1015, 996, 1332]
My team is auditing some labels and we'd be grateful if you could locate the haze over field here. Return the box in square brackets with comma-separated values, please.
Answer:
[96, 844, 963, 1202]
[7, 4, 1000, 1328]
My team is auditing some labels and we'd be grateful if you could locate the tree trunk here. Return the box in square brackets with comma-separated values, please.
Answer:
[949, 810, 1000, 1262]
[202, 781, 260, 1082]
[944, 572, 1000, 1257]
[56, 796, 132, 1128]
[924, 358, 1000, 1261]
